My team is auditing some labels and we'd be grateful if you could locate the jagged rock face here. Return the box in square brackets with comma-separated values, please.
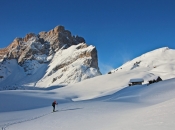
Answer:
[0, 25, 101, 88]
[39, 25, 85, 53]
[0, 38, 22, 59]
[0, 25, 85, 64]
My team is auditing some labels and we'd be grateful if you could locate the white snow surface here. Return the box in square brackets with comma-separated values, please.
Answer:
[1, 70, 175, 129]
[1, 47, 175, 130]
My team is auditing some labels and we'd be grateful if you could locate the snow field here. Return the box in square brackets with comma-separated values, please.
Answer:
[1, 78, 175, 130]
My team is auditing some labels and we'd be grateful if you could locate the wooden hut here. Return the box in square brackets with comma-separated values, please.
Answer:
[129, 78, 144, 86]
[156, 76, 162, 82]
[148, 76, 162, 84]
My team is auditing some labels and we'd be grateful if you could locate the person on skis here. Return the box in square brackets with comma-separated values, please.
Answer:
[52, 101, 58, 112]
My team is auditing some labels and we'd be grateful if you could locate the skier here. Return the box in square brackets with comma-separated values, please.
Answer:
[52, 101, 58, 112]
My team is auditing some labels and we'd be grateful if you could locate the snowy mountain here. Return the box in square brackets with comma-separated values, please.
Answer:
[109, 47, 175, 83]
[0, 26, 101, 90]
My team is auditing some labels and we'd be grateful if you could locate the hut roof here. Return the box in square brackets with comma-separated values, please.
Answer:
[130, 78, 144, 83]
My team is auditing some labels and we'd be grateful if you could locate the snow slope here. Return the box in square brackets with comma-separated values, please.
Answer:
[110, 47, 175, 80]
[1, 72, 175, 130]
[1, 47, 175, 130]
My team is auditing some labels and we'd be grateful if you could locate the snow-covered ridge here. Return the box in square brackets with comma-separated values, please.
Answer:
[109, 47, 175, 81]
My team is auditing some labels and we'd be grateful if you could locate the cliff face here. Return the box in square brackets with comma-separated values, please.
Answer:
[0, 25, 85, 64]
[0, 25, 101, 89]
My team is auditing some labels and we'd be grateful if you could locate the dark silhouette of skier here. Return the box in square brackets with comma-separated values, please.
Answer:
[52, 101, 58, 112]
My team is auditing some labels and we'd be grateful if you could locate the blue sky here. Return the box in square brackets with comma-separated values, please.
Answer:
[0, 0, 175, 74]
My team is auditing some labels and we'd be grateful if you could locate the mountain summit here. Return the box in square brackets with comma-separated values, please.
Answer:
[0, 25, 101, 89]
[109, 47, 175, 82]
[0, 25, 85, 63]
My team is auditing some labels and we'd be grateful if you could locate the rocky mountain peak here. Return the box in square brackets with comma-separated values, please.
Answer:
[53, 25, 65, 33]
[38, 25, 85, 51]
[0, 25, 101, 89]
[0, 25, 86, 63]
[23, 33, 36, 42]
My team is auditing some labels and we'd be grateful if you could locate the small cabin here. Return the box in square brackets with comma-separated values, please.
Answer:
[129, 78, 144, 86]
[156, 76, 162, 82]
[148, 76, 162, 84]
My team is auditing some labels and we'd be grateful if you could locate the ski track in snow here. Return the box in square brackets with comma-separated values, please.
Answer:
[0, 107, 81, 130]
[1, 112, 51, 130]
